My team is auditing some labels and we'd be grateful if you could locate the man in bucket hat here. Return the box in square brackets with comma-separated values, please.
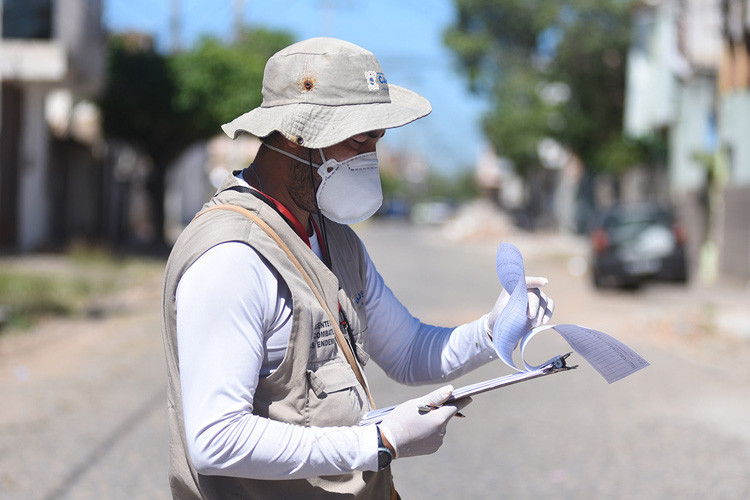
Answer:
[161, 37, 553, 500]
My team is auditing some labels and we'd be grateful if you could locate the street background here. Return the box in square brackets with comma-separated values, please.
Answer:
[3, 2, 750, 498]
[1, 216, 749, 499]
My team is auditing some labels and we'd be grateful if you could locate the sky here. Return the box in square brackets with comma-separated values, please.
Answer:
[103, 0, 489, 174]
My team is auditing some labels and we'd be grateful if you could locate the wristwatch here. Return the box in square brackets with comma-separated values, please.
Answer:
[376, 426, 393, 470]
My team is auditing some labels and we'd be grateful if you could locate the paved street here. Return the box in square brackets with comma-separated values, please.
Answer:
[361, 220, 750, 500]
[1, 218, 749, 499]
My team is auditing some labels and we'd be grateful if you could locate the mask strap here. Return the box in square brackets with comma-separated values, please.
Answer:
[263, 140, 332, 266]
[263, 141, 324, 168]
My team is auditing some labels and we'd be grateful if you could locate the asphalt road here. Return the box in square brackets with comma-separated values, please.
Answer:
[359, 220, 750, 500]
[1, 218, 748, 499]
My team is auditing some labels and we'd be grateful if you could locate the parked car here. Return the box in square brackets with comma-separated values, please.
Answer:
[589, 202, 688, 288]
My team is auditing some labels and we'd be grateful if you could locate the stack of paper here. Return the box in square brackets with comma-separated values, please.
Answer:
[359, 243, 649, 425]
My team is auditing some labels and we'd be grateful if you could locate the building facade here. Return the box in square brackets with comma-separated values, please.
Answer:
[0, 0, 105, 251]
[623, 0, 750, 282]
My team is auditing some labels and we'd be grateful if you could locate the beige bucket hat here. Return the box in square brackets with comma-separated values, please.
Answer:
[221, 37, 432, 149]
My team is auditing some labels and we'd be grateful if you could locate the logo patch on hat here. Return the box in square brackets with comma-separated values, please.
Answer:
[365, 71, 379, 91]
[365, 71, 388, 92]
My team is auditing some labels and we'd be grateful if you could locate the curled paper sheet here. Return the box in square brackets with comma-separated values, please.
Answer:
[493, 243, 649, 384]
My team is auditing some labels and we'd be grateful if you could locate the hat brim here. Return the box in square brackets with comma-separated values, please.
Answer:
[221, 84, 431, 149]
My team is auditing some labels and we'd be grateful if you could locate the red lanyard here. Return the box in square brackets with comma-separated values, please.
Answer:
[251, 188, 329, 264]
[257, 191, 310, 245]
[249, 185, 355, 354]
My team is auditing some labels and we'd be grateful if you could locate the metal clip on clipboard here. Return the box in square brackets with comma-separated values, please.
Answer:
[359, 353, 577, 426]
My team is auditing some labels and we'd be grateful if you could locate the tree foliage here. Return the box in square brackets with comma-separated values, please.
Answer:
[101, 28, 293, 162]
[445, 0, 643, 176]
[170, 29, 294, 138]
[100, 35, 188, 166]
[99, 28, 293, 245]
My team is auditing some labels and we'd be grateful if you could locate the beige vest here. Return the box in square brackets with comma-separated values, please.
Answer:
[161, 176, 392, 499]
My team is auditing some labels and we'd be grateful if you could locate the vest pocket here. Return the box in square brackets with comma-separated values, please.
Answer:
[307, 362, 360, 398]
[306, 362, 366, 426]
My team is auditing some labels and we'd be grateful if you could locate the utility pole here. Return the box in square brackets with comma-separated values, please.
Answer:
[170, 0, 181, 52]
[233, 0, 245, 43]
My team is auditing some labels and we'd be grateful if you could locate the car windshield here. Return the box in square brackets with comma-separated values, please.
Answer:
[602, 206, 672, 245]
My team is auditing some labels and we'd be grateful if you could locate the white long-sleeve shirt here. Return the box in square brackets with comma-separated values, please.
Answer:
[176, 201, 497, 481]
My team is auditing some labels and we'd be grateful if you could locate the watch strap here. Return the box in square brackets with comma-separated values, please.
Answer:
[377, 426, 393, 470]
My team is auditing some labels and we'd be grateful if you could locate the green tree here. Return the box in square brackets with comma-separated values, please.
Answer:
[170, 29, 294, 136]
[100, 35, 187, 249]
[444, 0, 642, 179]
[99, 29, 293, 247]
[101, 35, 188, 166]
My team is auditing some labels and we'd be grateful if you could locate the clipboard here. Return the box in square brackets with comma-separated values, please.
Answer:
[359, 353, 577, 426]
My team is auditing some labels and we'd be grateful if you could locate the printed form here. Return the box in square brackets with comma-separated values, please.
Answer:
[493, 243, 648, 383]
[360, 243, 649, 425]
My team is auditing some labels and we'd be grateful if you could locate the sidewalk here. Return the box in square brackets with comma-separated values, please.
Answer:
[0, 256, 169, 499]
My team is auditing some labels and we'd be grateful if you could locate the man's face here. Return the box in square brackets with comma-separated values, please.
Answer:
[318, 129, 386, 163]
[288, 130, 385, 214]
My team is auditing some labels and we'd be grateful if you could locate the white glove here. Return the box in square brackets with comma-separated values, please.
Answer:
[486, 276, 554, 337]
[377, 385, 471, 459]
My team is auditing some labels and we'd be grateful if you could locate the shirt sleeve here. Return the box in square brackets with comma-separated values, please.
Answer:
[176, 242, 378, 479]
[362, 244, 497, 385]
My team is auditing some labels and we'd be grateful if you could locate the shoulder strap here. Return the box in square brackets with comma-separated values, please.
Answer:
[194, 204, 377, 410]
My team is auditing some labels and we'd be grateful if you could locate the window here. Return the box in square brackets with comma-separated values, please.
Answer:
[2, 0, 53, 40]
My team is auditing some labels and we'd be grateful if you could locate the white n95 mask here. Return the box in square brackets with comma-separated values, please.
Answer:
[316, 151, 383, 224]
[262, 142, 383, 225]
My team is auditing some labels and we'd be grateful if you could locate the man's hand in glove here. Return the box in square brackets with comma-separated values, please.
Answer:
[377, 385, 470, 459]
[486, 276, 554, 337]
